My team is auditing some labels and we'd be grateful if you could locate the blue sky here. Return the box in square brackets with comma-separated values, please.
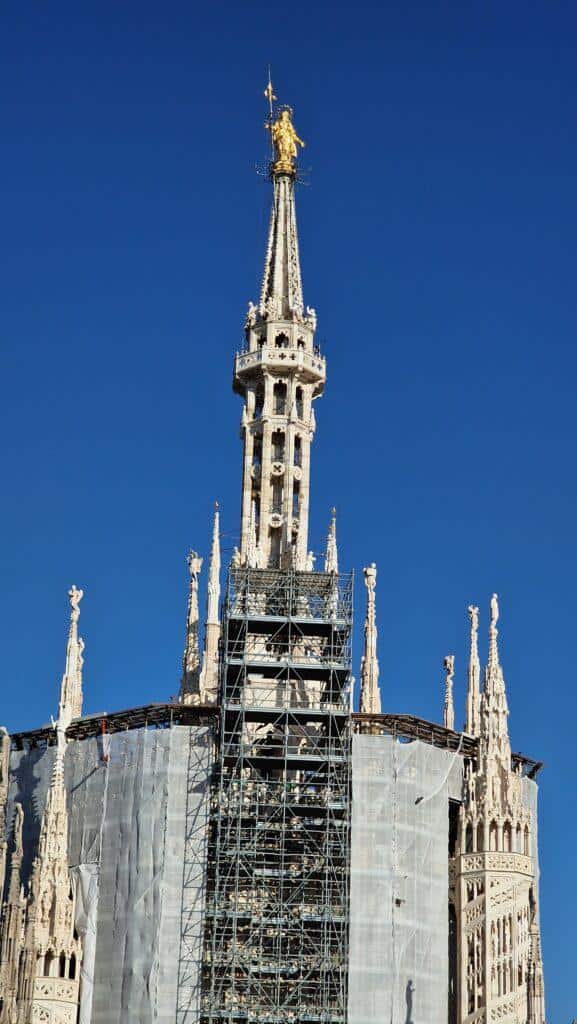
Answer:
[2, 1, 575, 1015]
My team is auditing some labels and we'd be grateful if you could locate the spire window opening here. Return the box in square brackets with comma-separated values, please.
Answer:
[465, 823, 473, 853]
[254, 387, 264, 419]
[503, 821, 512, 853]
[294, 435, 302, 467]
[297, 337, 305, 350]
[253, 435, 263, 467]
[44, 953, 54, 978]
[272, 481, 283, 515]
[489, 820, 498, 851]
[295, 386, 304, 420]
[59, 954, 67, 978]
[69, 955, 77, 980]
[270, 528, 281, 568]
[292, 481, 300, 517]
[476, 822, 484, 852]
[274, 381, 287, 415]
[272, 430, 285, 461]
[524, 825, 530, 856]
[275, 333, 289, 349]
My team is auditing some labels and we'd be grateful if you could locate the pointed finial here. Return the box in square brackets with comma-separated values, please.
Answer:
[58, 584, 85, 727]
[360, 563, 381, 715]
[68, 584, 83, 624]
[465, 604, 481, 736]
[180, 551, 203, 703]
[324, 508, 338, 574]
[488, 592, 500, 670]
[199, 503, 222, 703]
[443, 655, 455, 731]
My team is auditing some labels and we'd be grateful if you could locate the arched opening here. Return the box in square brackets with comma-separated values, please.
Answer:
[273, 381, 287, 415]
[294, 435, 302, 467]
[69, 955, 77, 980]
[271, 480, 283, 515]
[59, 954, 66, 978]
[254, 386, 264, 419]
[476, 821, 484, 852]
[272, 430, 285, 462]
[516, 822, 522, 852]
[44, 952, 54, 978]
[297, 337, 305, 349]
[465, 823, 473, 853]
[257, 335, 265, 349]
[292, 481, 300, 518]
[524, 825, 530, 856]
[295, 386, 304, 420]
[489, 820, 498, 851]
[252, 434, 263, 467]
[503, 821, 512, 852]
[275, 332, 289, 349]
[269, 528, 281, 568]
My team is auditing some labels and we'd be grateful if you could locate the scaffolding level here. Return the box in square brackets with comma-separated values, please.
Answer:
[200, 568, 353, 1023]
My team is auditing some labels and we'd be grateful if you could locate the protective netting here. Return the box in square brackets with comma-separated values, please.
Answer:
[6, 724, 211, 1024]
[349, 734, 463, 1024]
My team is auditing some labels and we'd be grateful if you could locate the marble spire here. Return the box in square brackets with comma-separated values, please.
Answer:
[443, 655, 455, 731]
[359, 563, 381, 715]
[179, 551, 203, 704]
[258, 165, 304, 320]
[236, 93, 322, 570]
[58, 584, 85, 729]
[480, 593, 511, 767]
[199, 504, 221, 703]
[0, 805, 25, 1020]
[465, 604, 481, 736]
[324, 508, 338, 574]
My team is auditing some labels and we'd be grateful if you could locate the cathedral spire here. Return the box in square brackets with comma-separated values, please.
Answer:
[179, 551, 203, 704]
[199, 504, 221, 703]
[465, 604, 481, 735]
[480, 593, 511, 766]
[58, 585, 84, 728]
[235, 89, 323, 571]
[359, 564, 381, 715]
[443, 655, 455, 731]
[324, 508, 338, 573]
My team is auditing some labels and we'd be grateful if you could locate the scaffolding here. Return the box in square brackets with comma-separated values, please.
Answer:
[201, 567, 354, 1024]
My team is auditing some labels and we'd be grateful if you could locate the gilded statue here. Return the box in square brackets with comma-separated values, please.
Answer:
[268, 108, 305, 174]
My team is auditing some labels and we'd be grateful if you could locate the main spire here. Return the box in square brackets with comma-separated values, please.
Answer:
[234, 84, 324, 570]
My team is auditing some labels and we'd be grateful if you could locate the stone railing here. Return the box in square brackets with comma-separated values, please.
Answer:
[459, 851, 533, 876]
[234, 346, 325, 380]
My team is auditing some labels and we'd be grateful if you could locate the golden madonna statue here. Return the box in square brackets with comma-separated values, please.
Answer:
[268, 107, 305, 175]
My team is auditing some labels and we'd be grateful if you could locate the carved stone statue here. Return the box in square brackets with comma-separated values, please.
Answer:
[68, 584, 83, 624]
[268, 108, 305, 174]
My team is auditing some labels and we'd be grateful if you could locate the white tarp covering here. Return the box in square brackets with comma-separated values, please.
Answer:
[349, 734, 463, 1024]
[7, 724, 211, 1023]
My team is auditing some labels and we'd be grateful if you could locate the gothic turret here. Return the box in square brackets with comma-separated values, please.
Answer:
[465, 604, 481, 736]
[359, 563, 381, 714]
[234, 91, 324, 569]
[180, 551, 203, 704]
[0, 806, 25, 1023]
[443, 655, 455, 731]
[58, 585, 85, 728]
[451, 595, 545, 1024]
[199, 504, 221, 703]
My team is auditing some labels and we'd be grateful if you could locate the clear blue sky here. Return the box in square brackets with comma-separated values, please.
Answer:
[2, 2, 575, 1016]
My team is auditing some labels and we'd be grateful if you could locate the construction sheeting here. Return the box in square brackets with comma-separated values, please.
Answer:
[349, 734, 463, 1024]
[6, 725, 212, 1024]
